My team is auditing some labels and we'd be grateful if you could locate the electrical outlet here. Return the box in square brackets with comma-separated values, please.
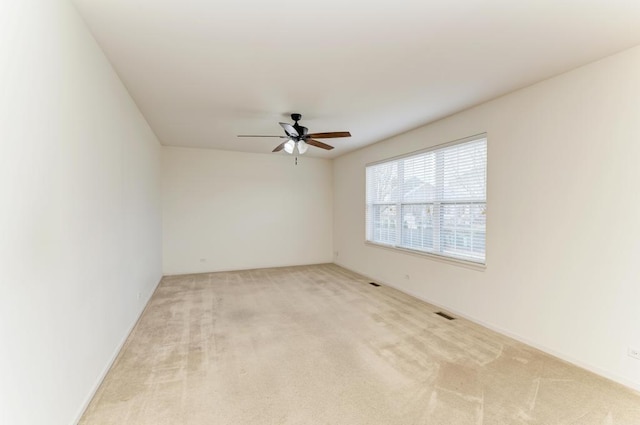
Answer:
[629, 347, 640, 360]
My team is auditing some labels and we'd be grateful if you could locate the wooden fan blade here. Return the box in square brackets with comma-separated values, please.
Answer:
[306, 131, 351, 139]
[306, 139, 334, 150]
[237, 135, 286, 138]
[272, 142, 286, 152]
[279, 122, 299, 138]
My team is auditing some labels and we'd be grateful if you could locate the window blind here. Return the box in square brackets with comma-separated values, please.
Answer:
[366, 135, 487, 264]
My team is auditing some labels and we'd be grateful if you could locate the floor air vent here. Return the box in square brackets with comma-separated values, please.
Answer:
[435, 311, 456, 320]
[369, 282, 381, 287]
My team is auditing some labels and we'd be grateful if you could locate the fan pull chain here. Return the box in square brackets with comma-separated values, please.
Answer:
[295, 156, 298, 165]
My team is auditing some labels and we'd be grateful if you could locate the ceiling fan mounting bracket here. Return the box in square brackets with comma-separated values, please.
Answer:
[291, 113, 302, 122]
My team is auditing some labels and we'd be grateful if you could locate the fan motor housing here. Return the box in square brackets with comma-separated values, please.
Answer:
[290, 113, 306, 139]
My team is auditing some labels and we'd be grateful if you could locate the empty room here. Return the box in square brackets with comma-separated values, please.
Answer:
[2, 0, 640, 424]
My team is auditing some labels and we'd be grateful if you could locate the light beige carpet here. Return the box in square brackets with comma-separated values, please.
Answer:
[79, 264, 640, 424]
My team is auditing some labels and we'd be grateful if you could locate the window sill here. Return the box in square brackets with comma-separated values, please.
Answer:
[364, 241, 486, 271]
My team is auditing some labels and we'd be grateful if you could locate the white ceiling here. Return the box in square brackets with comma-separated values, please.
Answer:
[73, 0, 640, 158]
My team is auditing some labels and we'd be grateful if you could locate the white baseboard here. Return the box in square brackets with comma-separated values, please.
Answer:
[334, 261, 640, 394]
[162, 260, 333, 277]
[71, 276, 163, 425]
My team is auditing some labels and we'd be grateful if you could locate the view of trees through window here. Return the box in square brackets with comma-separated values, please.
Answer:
[366, 136, 487, 263]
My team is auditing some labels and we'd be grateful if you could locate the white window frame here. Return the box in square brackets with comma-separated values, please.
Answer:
[365, 134, 487, 267]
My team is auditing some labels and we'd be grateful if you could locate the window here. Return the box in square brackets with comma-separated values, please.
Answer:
[366, 135, 487, 264]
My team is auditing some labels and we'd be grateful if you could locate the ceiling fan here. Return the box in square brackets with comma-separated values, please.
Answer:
[237, 113, 351, 155]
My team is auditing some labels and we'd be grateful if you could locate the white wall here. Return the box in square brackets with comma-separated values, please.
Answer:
[162, 147, 333, 275]
[0, 1, 162, 424]
[334, 46, 640, 390]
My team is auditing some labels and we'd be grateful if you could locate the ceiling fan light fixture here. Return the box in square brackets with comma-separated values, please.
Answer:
[297, 140, 308, 155]
[284, 139, 295, 154]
